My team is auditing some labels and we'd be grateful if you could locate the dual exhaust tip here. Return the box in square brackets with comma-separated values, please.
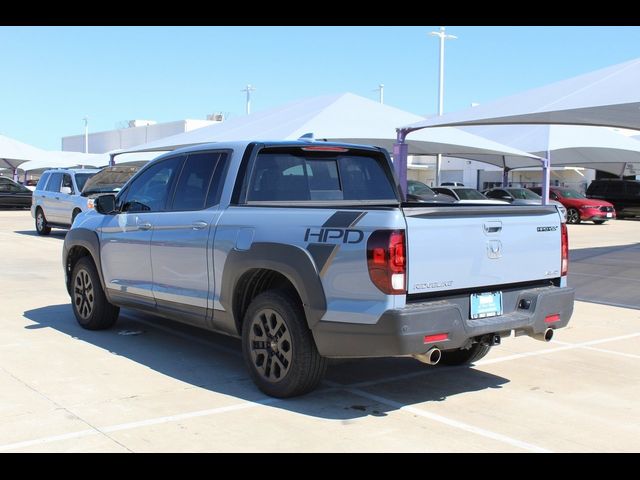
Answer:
[414, 328, 554, 366]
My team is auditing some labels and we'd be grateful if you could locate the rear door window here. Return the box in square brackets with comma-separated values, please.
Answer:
[245, 148, 397, 203]
[170, 152, 228, 211]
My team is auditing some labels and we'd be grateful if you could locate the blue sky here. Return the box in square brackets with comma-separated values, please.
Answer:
[2, 26, 640, 150]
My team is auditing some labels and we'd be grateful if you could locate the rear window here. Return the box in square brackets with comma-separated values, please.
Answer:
[245, 149, 397, 203]
[626, 182, 640, 196]
[454, 188, 487, 200]
[507, 188, 540, 200]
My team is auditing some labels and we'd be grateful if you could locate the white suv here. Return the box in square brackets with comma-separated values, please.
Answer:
[31, 168, 99, 235]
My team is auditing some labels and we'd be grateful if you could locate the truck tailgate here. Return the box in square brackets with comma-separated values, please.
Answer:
[404, 205, 562, 295]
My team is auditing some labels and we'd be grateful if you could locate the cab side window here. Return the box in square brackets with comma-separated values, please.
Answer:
[121, 157, 183, 213]
[170, 152, 227, 211]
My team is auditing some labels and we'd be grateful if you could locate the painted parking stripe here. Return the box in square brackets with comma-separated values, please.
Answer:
[0, 397, 279, 452]
[345, 387, 552, 453]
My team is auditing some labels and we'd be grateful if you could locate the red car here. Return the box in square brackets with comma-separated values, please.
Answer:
[530, 186, 616, 225]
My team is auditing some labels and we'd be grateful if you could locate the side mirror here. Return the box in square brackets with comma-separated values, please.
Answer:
[60, 186, 72, 195]
[95, 194, 117, 214]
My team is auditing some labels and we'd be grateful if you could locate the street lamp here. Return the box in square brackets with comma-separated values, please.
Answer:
[82, 116, 89, 153]
[374, 84, 384, 104]
[429, 26, 457, 186]
[241, 84, 255, 115]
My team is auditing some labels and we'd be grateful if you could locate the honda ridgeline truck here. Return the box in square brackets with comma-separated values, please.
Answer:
[63, 141, 574, 398]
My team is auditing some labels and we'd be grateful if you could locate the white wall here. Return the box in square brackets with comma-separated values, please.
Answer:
[62, 119, 219, 153]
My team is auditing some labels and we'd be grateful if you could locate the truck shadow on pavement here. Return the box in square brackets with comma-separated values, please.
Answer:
[23, 304, 509, 420]
[14, 230, 66, 239]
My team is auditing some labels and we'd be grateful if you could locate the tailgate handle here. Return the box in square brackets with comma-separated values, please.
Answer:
[483, 221, 502, 234]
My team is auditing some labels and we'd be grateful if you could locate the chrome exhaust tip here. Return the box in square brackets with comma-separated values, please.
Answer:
[413, 347, 441, 365]
[531, 328, 554, 342]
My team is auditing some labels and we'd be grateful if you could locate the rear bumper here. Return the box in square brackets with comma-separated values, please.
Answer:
[313, 285, 575, 358]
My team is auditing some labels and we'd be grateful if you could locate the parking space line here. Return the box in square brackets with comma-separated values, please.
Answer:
[574, 298, 640, 310]
[552, 340, 640, 360]
[0, 397, 279, 452]
[344, 387, 552, 453]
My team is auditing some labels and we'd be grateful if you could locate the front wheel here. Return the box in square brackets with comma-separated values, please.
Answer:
[35, 208, 51, 235]
[242, 290, 327, 398]
[439, 343, 492, 366]
[566, 208, 581, 224]
[71, 257, 119, 330]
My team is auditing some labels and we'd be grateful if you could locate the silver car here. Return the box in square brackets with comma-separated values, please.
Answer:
[483, 187, 568, 222]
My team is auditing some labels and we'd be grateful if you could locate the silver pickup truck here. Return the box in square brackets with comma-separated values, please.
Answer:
[63, 141, 574, 397]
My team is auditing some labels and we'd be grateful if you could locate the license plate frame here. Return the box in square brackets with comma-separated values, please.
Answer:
[606, 213, 613, 218]
[470, 291, 503, 319]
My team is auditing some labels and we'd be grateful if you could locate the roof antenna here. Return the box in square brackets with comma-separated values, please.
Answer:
[298, 132, 314, 142]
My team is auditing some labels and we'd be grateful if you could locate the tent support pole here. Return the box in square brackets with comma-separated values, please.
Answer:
[12, 168, 18, 182]
[541, 153, 551, 205]
[109, 153, 116, 167]
[621, 162, 627, 179]
[502, 166, 511, 187]
[393, 129, 409, 200]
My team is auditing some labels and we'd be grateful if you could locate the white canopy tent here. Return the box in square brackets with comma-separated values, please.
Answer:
[395, 57, 640, 201]
[459, 124, 640, 177]
[401, 57, 640, 131]
[0, 134, 51, 179]
[117, 93, 542, 191]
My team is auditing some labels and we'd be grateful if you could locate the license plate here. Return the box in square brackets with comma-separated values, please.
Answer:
[606, 213, 612, 218]
[470, 291, 503, 319]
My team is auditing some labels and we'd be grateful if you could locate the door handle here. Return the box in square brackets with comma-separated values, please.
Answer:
[138, 222, 152, 231]
[192, 221, 208, 230]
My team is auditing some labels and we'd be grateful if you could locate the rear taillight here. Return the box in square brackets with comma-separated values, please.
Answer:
[561, 223, 568, 276]
[367, 229, 406, 294]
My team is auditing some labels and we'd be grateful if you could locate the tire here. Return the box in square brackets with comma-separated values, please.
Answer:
[566, 208, 581, 224]
[35, 208, 51, 236]
[593, 220, 606, 225]
[439, 343, 492, 366]
[71, 209, 81, 225]
[241, 290, 327, 398]
[71, 257, 119, 330]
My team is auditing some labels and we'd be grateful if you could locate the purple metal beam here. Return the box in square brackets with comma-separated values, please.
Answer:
[393, 129, 408, 200]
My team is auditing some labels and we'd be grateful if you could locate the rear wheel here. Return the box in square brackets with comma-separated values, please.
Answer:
[439, 343, 491, 366]
[35, 208, 51, 235]
[566, 208, 581, 224]
[71, 257, 119, 330]
[242, 290, 327, 398]
[593, 220, 606, 225]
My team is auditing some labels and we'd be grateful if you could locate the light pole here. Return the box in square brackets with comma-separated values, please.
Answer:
[429, 26, 457, 186]
[374, 83, 384, 104]
[241, 84, 255, 115]
[82, 116, 89, 153]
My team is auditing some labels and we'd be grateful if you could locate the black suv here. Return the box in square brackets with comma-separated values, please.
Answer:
[586, 179, 640, 218]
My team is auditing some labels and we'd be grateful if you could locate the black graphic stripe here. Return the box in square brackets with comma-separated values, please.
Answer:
[322, 211, 366, 228]
[307, 244, 338, 276]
